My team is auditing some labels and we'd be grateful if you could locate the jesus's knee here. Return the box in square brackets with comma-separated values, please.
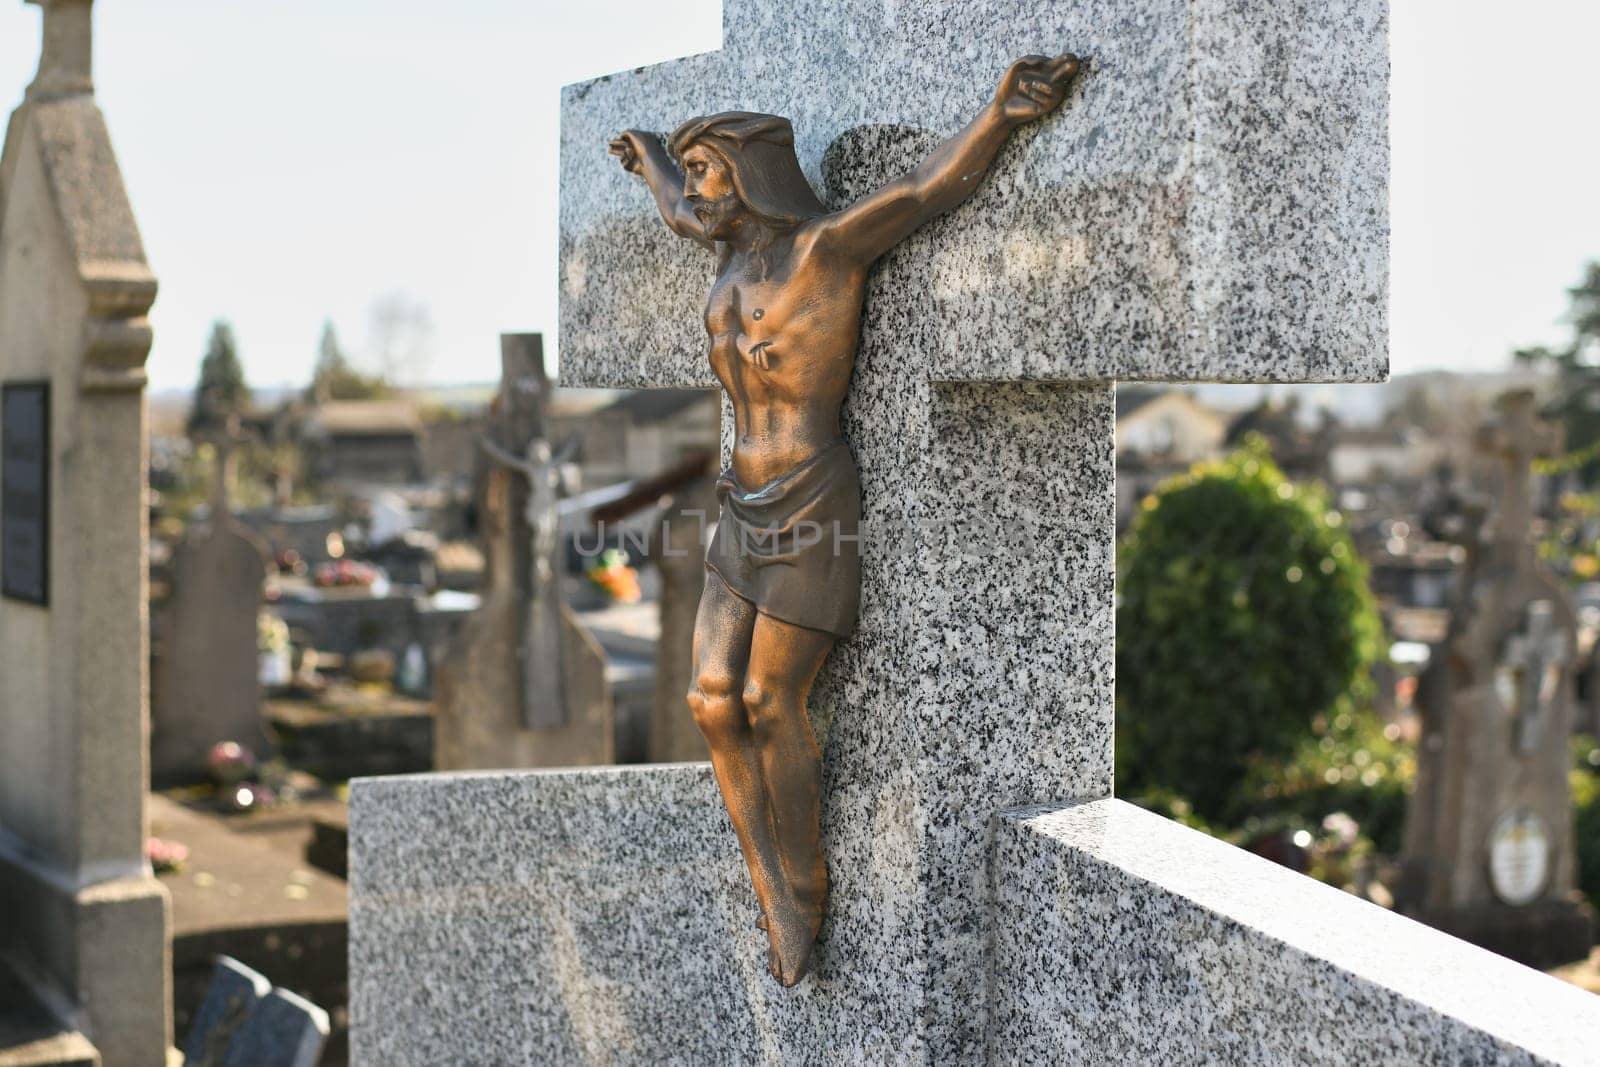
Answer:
[741, 678, 785, 741]
[687, 669, 744, 740]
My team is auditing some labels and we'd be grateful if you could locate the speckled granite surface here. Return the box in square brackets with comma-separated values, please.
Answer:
[350, 766, 881, 1064]
[991, 800, 1600, 1066]
[349, 781, 1600, 1065]
[559, 0, 1388, 388]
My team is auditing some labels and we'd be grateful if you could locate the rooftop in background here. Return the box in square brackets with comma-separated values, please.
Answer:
[305, 401, 422, 436]
[599, 388, 715, 425]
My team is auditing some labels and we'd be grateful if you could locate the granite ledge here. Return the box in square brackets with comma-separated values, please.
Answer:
[991, 799, 1600, 1066]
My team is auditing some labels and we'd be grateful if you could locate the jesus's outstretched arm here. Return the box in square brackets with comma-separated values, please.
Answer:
[609, 130, 716, 251]
[818, 52, 1080, 264]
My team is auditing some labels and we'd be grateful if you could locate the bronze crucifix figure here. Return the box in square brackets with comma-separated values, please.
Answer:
[609, 52, 1080, 986]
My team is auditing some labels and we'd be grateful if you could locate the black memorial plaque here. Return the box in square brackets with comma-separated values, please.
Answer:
[2, 382, 49, 605]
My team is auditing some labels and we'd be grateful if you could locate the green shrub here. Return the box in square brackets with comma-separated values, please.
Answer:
[1116, 438, 1385, 824]
[1244, 704, 1414, 854]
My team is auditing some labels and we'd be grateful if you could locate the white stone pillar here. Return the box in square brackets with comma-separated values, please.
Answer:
[0, 2, 170, 1062]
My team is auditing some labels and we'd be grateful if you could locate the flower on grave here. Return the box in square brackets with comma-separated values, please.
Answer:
[207, 741, 257, 787]
[1321, 811, 1361, 848]
[313, 559, 381, 588]
[145, 836, 189, 874]
[258, 611, 290, 655]
[586, 548, 642, 603]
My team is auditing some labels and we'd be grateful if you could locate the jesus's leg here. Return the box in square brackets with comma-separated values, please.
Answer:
[686, 571, 787, 951]
[743, 613, 835, 986]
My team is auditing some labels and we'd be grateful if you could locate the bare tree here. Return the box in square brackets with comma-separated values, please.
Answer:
[366, 291, 437, 387]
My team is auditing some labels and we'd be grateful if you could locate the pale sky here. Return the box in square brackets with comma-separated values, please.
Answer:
[0, 0, 1596, 393]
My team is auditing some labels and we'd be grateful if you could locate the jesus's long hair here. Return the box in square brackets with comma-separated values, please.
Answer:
[669, 112, 825, 229]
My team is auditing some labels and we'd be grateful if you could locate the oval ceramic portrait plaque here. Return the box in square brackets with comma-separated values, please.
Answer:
[1487, 808, 1551, 907]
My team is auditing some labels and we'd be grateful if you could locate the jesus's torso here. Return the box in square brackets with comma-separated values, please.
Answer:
[704, 223, 866, 487]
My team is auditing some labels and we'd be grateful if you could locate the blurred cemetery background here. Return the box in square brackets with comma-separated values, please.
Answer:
[2, 1, 1598, 1064]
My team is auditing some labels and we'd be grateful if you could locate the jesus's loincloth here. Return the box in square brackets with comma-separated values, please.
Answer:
[705, 440, 861, 639]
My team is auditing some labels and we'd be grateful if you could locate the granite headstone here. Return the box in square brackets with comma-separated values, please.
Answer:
[152, 443, 273, 782]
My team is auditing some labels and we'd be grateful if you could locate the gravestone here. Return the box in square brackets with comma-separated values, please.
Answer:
[432, 333, 616, 769]
[349, 1, 1600, 1062]
[1400, 390, 1597, 966]
[0, 1, 172, 1064]
[182, 956, 270, 1066]
[219, 987, 329, 1067]
[152, 438, 273, 782]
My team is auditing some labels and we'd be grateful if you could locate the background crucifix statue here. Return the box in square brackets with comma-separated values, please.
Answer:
[479, 418, 569, 728]
[431, 334, 618, 770]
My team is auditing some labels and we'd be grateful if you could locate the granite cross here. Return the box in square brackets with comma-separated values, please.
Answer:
[1482, 389, 1559, 565]
[1480, 391, 1568, 753]
[477, 335, 568, 728]
[561, 0, 1384, 1057]
[203, 421, 242, 520]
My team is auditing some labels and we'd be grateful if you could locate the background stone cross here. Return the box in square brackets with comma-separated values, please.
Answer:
[1499, 599, 1567, 754]
[555, 0, 1386, 1057]
[1481, 389, 1560, 562]
[479, 430, 567, 727]
[476, 336, 569, 728]
[1475, 391, 1568, 753]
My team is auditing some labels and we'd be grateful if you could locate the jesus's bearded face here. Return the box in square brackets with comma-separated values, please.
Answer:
[680, 143, 751, 242]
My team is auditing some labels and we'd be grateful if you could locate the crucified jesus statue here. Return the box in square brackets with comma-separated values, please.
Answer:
[609, 52, 1081, 986]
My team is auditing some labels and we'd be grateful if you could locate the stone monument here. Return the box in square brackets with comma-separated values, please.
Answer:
[432, 333, 616, 769]
[0, 1, 172, 1062]
[349, 1, 1600, 1062]
[1400, 389, 1597, 966]
[152, 436, 272, 782]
